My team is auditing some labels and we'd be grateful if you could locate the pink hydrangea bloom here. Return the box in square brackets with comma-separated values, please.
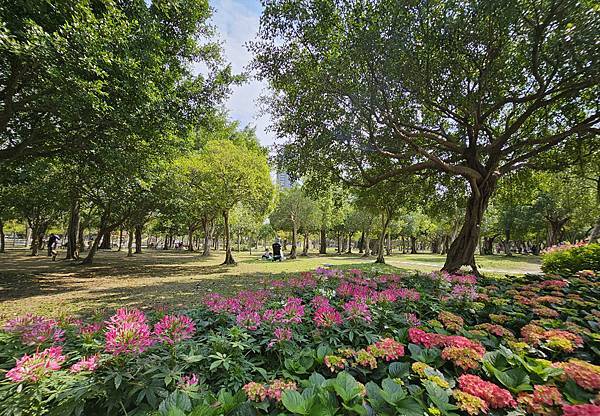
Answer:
[4, 314, 65, 346]
[367, 338, 405, 361]
[408, 328, 446, 348]
[562, 404, 600, 416]
[458, 374, 517, 409]
[105, 308, 154, 355]
[154, 314, 195, 344]
[6, 346, 66, 383]
[70, 354, 100, 373]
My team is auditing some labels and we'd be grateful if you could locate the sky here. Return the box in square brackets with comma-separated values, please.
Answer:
[208, 0, 276, 147]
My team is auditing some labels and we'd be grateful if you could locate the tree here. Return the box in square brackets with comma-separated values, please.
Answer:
[196, 139, 273, 264]
[270, 186, 318, 259]
[253, 0, 599, 273]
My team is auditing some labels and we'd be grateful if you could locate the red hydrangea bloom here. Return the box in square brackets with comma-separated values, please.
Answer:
[458, 374, 516, 409]
[408, 328, 446, 348]
[562, 404, 600, 416]
[154, 314, 196, 344]
[554, 359, 600, 391]
[6, 346, 66, 383]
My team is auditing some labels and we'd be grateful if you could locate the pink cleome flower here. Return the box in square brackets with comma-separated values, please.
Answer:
[236, 311, 262, 331]
[268, 327, 293, 348]
[313, 305, 342, 328]
[6, 346, 66, 383]
[154, 314, 196, 344]
[342, 300, 372, 322]
[458, 374, 516, 409]
[4, 314, 65, 346]
[105, 308, 154, 355]
[70, 354, 100, 373]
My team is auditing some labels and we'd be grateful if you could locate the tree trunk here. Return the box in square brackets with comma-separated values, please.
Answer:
[289, 223, 298, 259]
[358, 230, 364, 253]
[118, 228, 123, 251]
[347, 232, 352, 254]
[65, 198, 80, 259]
[547, 218, 569, 247]
[0, 219, 4, 253]
[99, 229, 111, 250]
[237, 230, 241, 252]
[127, 228, 134, 257]
[187, 226, 195, 252]
[301, 232, 309, 256]
[410, 236, 417, 254]
[362, 230, 371, 257]
[375, 212, 391, 264]
[82, 232, 103, 264]
[442, 180, 496, 274]
[78, 224, 85, 253]
[29, 220, 40, 256]
[319, 228, 327, 254]
[336, 232, 341, 254]
[82, 210, 111, 264]
[163, 234, 170, 250]
[134, 224, 143, 254]
[386, 233, 391, 255]
[222, 210, 235, 265]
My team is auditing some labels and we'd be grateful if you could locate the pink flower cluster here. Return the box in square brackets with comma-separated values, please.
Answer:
[236, 311, 262, 330]
[105, 308, 154, 355]
[312, 298, 342, 328]
[178, 373, 199, 389]
[458, 374, 516, 409]
[6, 346, 66, 383]
[263, 297, 305, 325]
[70, 354, 100, 373]
[205, 290, 270, 314]
[78, 322, 103, 337]
[563, 404, 600, 416]
[268, 327, 293, 348]
[342, 300, 371, 322]
[154, 314, 195, 344]
[4, 314, 65, 346]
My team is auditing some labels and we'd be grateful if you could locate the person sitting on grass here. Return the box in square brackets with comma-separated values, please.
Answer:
[272, 239, 283, 261]
[261, 248, 272, 260]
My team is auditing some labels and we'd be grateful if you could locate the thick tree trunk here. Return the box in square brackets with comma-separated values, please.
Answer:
[410, 236, 417, 254]
[82, 232, 103, 264]
[99, 230, 111, 250]
[127, 228, 134, 257]
[358, 230, 364, 253]
[82, 210, 111, 264]
[66, 198, 80, 260]
[482, 236, 496, 255]
[547, 218, 568, 247]
[0, 219, 4, 253]
[442, 181, 495, 274]
[289, 223, 298, 259]
[135, 224, 142, 254]
[29, 220, 40, 256]
[78, 224, 85, 253]
[163, 234, 170, 250]
[319, 228, 327, 254]
[222, 210, 235, 265]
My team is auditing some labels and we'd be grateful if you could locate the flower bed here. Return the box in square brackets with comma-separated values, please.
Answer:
[0, 267, 599, 415]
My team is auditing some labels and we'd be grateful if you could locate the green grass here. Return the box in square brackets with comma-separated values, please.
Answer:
[0, 249, 540, 320]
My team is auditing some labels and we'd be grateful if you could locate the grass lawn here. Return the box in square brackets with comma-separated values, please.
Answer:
[0, 249, 540, 320]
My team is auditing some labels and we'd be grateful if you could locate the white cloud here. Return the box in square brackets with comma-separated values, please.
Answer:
[209, 0, 277, 146]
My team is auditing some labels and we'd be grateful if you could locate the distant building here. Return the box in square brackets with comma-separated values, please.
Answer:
[276, 172, 292, 189]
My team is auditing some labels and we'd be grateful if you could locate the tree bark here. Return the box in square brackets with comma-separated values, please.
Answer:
[78, 224, 85, 253]
[319, 228, 327, 254]
[375, 212, 391, 264]
[289, 222, 298, 259]
[0, 219, 4, 253]
[135, 224, 143, 254]
[222, 210, 235, 265]
[82, 232, 103, 264]
[66, 198, 80, 260]
[442, 180, 496, 274]
[99, 230, 111, 250]
[347, 232, 352, 254]
[301, 232, 309, 256]
[410, 236, 417, 254]
[358, 230, 364, 253]
[362, 230, 371, 257]
[547, 217, 569, 247]
[127, 228, 134, 257]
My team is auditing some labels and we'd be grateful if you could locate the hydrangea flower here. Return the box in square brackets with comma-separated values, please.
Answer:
[355, 349, 377, 369]
[453, 390, 488, 415]
[367, 338, 405, 361]
[243, 380, 297, 402]
[324, 355, 347, 372]
[105, 308, 154, 355]
[441, 346, 483, 371]
[553, 359, 600, 391]
[154, 314, 195, 344]
[517, 385, 563, 415]
[562, 404, 600, 416]
[70, 354, 100, 373]
[458, 374, 516, 409]
[6, 346, 66, 383]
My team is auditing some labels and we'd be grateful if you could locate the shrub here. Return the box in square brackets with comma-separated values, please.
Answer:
[541, 243, 600, 275]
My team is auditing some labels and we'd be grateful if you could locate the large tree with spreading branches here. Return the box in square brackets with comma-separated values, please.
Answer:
[252, 0, 599, 273]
